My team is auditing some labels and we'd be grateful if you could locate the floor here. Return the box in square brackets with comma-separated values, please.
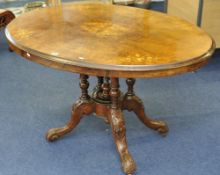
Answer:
[0, 1, 220, 175]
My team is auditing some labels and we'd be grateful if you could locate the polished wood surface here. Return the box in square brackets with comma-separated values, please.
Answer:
[166, 0, 220, 48]
[6, 3, 215, 78]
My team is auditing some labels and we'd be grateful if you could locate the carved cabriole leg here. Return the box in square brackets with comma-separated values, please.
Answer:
[46, 74, 94, 141]
[92, 76, 103, 101]
[122, 78, 169, 135]
[108, 78, 136, 175]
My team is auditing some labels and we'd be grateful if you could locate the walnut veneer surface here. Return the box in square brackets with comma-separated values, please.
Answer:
[6, 3, 215, 77]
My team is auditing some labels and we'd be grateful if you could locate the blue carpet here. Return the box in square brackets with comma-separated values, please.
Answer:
[1, 3, 220, 175]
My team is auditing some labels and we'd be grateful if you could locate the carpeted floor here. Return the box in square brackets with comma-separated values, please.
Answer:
[1, 2, 220, 175]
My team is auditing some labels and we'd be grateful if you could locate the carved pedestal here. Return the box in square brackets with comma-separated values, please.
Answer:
[46, 74, 169, 175]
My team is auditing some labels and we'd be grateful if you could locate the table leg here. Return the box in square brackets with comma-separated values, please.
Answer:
[108, 78, 136, 174]
[45, 76, 167, 174]
[122, 78, 169, 135]
[46, 74, 95, 141]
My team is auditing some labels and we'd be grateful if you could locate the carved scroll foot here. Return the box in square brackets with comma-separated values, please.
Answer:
[46, 74, 94, 142]
[46, 99, 94, 142]
[122, 95, 169, 136]
[108, 109, 136, 175]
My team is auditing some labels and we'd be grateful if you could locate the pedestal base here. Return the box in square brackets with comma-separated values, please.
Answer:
[46, 75, 168, 174]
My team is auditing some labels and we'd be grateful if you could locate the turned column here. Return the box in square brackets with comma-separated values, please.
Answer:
[79, 74, 90, 101]
[122, 78, 169, 136]
[102, 77, 111, 101]
[95, 76, 103, 92]
[126, 78, 136, 97]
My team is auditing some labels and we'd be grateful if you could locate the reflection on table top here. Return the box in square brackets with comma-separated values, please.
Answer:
[6, 3, 214, 74]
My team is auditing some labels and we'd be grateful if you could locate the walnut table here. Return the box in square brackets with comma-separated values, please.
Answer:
[5, 3, 215, 174]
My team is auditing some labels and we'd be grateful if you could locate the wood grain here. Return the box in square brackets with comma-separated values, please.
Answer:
[6, 3, 215, 78]
[166, 0, 220, 48]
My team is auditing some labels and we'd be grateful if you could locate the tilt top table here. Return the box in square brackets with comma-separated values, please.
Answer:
[5, 3, 215, 175]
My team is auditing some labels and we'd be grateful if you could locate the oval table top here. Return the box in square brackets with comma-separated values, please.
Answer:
[6, 3, 215, 78]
